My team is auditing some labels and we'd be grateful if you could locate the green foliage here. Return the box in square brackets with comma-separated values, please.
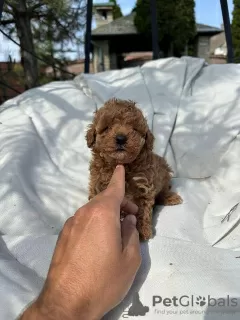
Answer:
[31, 0, 86, 52]
[232, 0, 240, 61]
[134, 0, 196, 57]
[173, 0, 196, 56]
[2, 0, 86, 87]
[110, 0, 123, 20]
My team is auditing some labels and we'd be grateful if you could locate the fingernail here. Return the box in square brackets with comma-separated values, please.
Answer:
[116, 165, 121, 168]
[125, 215, 137, 226]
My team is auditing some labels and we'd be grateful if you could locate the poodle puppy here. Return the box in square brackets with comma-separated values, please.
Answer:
[86, 98, 182, 240]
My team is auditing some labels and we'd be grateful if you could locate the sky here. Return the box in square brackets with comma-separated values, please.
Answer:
[0, 0, 234, 61]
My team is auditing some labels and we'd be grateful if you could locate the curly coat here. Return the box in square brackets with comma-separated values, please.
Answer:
[86, 98, 182, 240]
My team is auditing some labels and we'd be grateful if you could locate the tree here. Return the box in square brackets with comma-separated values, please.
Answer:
[232, 0, 240, 61]
[173, 0, 196, 56]
[134, 0, 196, 57]
[1, 0, 86, 89]
[110, 0, 123, 20]
[32, 3, 85, 81]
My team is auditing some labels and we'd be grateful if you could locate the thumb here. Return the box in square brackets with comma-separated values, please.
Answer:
[121, 215, 140, 256]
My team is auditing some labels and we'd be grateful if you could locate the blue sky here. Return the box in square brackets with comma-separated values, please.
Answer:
[0, 0, 234, 61]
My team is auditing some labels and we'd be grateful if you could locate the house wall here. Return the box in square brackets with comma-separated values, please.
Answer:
[92, 33, 222, 72]
[94, 7, 113, 28]
[93, 46, 99, 72]
[92, 40, 111, 72]
[210, 31, 226, 55]
[197, 35, 211, 62]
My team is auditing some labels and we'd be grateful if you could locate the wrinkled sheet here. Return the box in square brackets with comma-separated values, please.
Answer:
[1, 57, 240, 319]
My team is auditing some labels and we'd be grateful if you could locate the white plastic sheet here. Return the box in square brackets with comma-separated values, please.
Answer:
[1, 57, 240, 319]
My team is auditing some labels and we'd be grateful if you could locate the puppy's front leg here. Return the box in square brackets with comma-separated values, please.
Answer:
[88, 180, 108, 201]
[88, 174, 110, 201]
[136, 197, 155, 241]
[88, 177, 103, 201]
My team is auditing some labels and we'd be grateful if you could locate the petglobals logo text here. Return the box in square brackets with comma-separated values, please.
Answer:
[152, 295, 238, 308]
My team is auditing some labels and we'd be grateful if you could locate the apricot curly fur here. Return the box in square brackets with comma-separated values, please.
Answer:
[86, 98, 182, 241]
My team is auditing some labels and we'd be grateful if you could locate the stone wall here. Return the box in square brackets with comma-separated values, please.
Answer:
[209, 55, 226, 64]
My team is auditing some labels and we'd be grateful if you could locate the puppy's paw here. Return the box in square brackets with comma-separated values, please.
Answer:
[163, 192, 183, 206]
[138, 224, 152, 241]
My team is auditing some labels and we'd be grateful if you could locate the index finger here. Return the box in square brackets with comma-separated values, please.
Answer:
[88, 165, 138, 220]
[103, 165, 125, 208]
[104, 166, 138, 215]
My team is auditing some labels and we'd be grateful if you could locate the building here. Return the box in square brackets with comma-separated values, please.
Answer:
[91, 2, 223, 73]
[209, 25, 227, 64]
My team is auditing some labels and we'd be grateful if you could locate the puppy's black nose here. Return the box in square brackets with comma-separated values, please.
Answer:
[116, 134, 127, 145]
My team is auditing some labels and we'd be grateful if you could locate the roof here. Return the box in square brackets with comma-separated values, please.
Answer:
[92, 12, 223, 36]
[124, 52, 153, 61]
[197, 23, 222, 33]
[45, 59, 94, 75]
[92, 13, 137, 35]
[93, 3, 114, 7]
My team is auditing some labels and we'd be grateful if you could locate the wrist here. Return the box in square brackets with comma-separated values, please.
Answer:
[19, 302, 42, 320]
[19, 300, 70, 320]
[19, 298, 103, 320]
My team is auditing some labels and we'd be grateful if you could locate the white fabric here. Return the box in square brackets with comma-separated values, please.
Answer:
[1, 57, 240, 319]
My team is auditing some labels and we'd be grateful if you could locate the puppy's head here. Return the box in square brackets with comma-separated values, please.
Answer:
[86, 98, 154, 164]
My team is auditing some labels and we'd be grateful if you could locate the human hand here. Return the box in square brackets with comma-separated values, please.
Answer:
[20, 165, 141, 320]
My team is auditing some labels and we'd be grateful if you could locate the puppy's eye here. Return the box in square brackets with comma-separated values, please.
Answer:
[100, 127, 108, 134]
[134, 128, 145, 137]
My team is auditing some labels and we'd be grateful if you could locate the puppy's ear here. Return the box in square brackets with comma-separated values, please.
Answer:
[145, 129, 154, 151]
[86, 123, 96, 148]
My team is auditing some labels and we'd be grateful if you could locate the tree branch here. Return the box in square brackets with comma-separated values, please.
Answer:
[28, 3, 44, 13]
[2, 5, 14, 14]
[0, 19, 15, 25]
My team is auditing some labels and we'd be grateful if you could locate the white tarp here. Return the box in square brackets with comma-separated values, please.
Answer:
[1, 57, 240, 319]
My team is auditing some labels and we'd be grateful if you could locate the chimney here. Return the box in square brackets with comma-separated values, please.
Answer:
[93, 3, 114, 28]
